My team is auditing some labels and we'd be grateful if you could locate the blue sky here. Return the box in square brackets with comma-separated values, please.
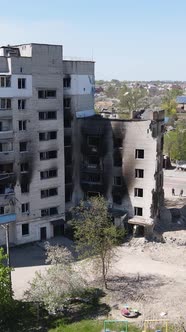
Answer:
[1, 0, 186, 80]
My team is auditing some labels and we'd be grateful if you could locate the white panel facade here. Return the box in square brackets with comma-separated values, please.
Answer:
[64, 74, 94, 95]
[0, 75, 32, 98]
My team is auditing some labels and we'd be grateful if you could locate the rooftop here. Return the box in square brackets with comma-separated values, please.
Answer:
[176, 96, 186, 104]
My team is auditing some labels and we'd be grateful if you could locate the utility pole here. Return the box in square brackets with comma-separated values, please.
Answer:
[5, 224, 10, 267]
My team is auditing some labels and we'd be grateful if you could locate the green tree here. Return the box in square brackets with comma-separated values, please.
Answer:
[162, 88, 183, 117]
[164, 123, 186, 160]
[118, 87, 148, 112]
[0, 247, 14, 324]
[111, 79, 121, 87]
[25, 244, 86, 313]
[95, 80, 105, 86]
[73, 196, 123, 288]
[105, 85, 118, 98]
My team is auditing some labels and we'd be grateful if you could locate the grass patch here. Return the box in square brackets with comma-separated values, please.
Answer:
[49, 319, 142, 332]
[49, 319, 103, 332]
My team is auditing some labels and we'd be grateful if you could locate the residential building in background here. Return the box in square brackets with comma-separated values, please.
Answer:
[176, 96, 186, 113]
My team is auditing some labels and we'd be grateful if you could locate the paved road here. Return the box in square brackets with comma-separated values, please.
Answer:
[10, 243, 45, 268]
[12, 265, 47, 299]
[164, 169, 186, 198]
[11, 236, 75, 298]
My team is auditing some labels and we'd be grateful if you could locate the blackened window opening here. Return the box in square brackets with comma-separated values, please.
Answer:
[135, 149, 144, 159]
[135, 169, 144, 178]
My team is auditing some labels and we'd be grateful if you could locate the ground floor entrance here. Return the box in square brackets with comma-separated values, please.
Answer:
[53, 224, 64, 237]
[40, 227, 47, 241]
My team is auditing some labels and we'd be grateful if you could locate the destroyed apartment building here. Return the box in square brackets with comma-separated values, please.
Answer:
[0, 42, 164, 245]
[67, 108, 164, 238]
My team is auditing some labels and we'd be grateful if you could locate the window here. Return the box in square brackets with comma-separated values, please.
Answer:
[19, 142, 28, 152]
[0, 163, 13, 174]
[64, 136, 71, 146]
[87, 155, 100, 166]
[114, 176, 122, 186]
[18, 78, 26, 89]
[65, 188, 72, 202]
[134, 207, 143, 216]
[83, 173, 101, 183]
[0, 207, 4, 215]
[41, 207, 58, 217]
[19, 120, 27, 131]
[40, 168, 58, 180]
[39, 131, 57, 141]
[65, 147, 72, 165]
[0, 142, 13, 152]
[86, 191, 100, 199]
[113, 151, 122, 167]
[22, 223, 29, 236]
[64, 110, 72, 128]
[21, 203, 29, 214]
[113, 137, 122, 148]
[135, 169, 144, 178]
[63, 77, 71, 88]
[65, 167, 72, 184]
[134, 188, 143, 197]
[18, 99, 26, 110]
[21, 163, 29, 172]
[0, 76, 11, 87]
[0, 98, 11, 109]
[21, 183, 29, 193]
[38, 90, 56, 99]
[87, 136, 100, 146]
[40, 150, 57, 160]
[135, 149, 144, 159]
[39, 111, 57, 120]
[64, 98, 71, 109]
[113, 193, 122, 205]
[41, 187, 58, 198]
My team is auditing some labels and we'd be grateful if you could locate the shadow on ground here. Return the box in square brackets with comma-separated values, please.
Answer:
[10, 236, 77, 268]
[105, 274, 166, 303]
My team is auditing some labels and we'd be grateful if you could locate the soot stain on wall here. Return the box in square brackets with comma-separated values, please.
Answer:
[80, 116, 111, 196]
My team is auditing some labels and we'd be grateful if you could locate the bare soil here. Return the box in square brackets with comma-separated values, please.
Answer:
[12, 169, 186, 325]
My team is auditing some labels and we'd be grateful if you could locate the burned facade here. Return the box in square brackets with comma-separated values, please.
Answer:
[68, 110, 164, 237]
[0, 42, 164, 244]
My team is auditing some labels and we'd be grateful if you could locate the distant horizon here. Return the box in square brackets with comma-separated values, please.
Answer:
[95, 79, 186, 83]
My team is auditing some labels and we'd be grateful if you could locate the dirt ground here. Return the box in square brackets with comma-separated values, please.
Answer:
[12, 169, 186, 326]
[79, 229, 186, 326]
[80, 170, 186, 325]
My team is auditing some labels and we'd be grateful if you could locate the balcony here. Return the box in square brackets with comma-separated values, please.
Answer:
[81, 162, 103, 173]
[0, 193, 15, 213]
[0, 109, 12, 118]
[0, 128, 13, 139]
[80, 172, 102, 185]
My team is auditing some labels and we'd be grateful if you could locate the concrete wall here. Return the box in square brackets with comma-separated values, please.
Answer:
[0, 43, 65, 245]
[0, 74, 32, 98]
[0, 57, 9, 72]
[63, 60, 94, 75]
